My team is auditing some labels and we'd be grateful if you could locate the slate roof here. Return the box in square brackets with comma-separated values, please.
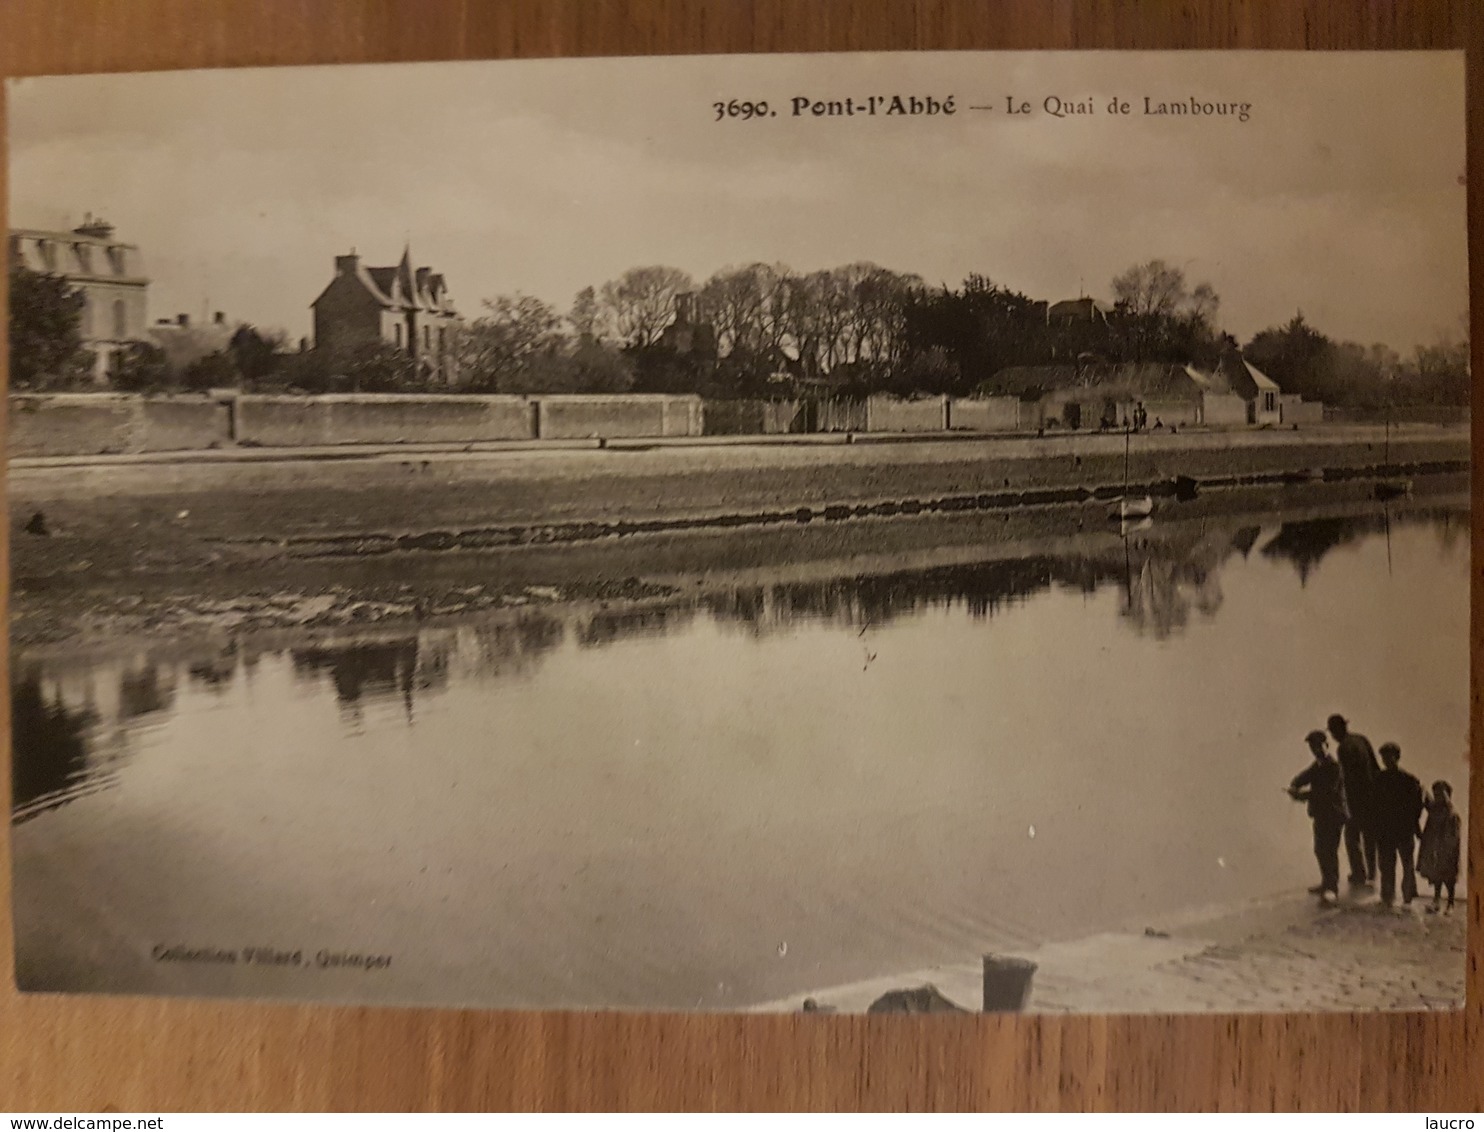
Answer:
[313, 245, 458, 316]
[1047, 296, 1113, 321]
[1213, 353, 1282, 398]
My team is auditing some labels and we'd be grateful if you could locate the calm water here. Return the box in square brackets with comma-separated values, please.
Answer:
[11, 501, 1472, 1009]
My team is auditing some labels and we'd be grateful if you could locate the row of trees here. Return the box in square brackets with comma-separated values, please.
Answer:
[9, 259, 1470, 408]
[454, 262, 926, 398]
[1245, 313, 1471, 411]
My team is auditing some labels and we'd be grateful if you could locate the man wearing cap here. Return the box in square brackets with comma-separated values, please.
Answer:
[1289, 729, 1347, 901]
[1372, 742, 1424, 906]
[1328, 713, 1380, 888]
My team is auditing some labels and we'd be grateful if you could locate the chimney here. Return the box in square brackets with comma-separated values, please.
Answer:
[334, 252, 360, 275]
[176, 313, 190, 327]
[213, 311, 225, 325]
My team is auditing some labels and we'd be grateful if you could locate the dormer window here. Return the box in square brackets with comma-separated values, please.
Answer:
[74, 243, 92, 272]
[36, 239, 56, 271]
[107, 246, 127, 274]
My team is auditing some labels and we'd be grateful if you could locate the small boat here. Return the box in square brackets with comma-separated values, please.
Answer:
[1115, 514, 1154, 537]
[1373, 479, 1412, 501]
[1107, 426, 1154, 522]
[1109, 494, 1154, 521]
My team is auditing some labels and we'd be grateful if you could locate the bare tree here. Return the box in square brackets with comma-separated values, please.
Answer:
[568, 285, 606, 341]
[700, 262, 792, 358]
[1189, 282, 1220, 326]
[457, 293, 569, 390]
[599, 266, 694, 348]
[1111, 259, 1192, 318]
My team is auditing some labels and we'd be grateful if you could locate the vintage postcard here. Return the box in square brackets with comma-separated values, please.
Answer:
[6, 51, 1469, 1013]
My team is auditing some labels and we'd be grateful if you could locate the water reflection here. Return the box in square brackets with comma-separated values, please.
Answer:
[11, 669, 98, 820]
[11, 502, 1468, 822]
[1259, 508, 1463, 584]
[8, 498, 1471, 1008]
[118, 662, 176, 720]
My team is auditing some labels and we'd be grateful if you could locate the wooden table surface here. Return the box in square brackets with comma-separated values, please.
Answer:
[1, 0, 1480, 1112]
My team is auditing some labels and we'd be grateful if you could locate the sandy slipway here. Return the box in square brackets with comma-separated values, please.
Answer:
[7, 425, 1470, 648]
[751, 888, 1467, 1014]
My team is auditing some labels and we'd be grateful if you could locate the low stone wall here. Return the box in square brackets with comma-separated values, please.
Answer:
[1203, 393, 1249, 427]
[948, 397, 1020, 432]
[1279, 396, 1324, 425]
[234, 394, 536, 447]
[537, 395, 703, 440]
[8, 394, 231, 456]
[140, 398, 234, 451]
[703, 400, 802, 435]
[866, 395, 948, 432]
[1137, 398, 1202, 430]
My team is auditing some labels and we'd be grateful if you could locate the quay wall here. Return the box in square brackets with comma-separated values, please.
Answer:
[8, 394, 230, 456]
[536, 395, 703, 440]
[234, 395, 537, 447]
[8, 392, 711, 453]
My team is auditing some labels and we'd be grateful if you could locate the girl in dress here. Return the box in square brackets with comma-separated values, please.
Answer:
[1417, 780, 1461, 913]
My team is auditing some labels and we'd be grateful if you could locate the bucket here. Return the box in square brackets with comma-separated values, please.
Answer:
[982, 954, 1037, 1012]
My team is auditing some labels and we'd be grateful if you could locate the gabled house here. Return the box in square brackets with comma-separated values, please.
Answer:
[312, 246, 462, 382]
[1213, 352, 1283, 425]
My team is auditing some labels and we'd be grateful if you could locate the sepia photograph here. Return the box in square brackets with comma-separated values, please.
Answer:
[5, 49, 1470, 1015]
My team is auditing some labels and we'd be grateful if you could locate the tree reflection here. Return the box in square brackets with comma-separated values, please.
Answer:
[118, 662, 176, 719]
[291, 639, 423, 713]
[1255, 509, 1461, 585]
[16, 504, 1465, 739]
[11, 669, 97, 820]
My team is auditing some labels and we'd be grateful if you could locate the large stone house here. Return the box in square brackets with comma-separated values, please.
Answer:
[311, 246, 461, 382]
[8, 215, 150, 383]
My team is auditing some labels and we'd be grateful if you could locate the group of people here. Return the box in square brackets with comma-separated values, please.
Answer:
[1098, 401, 1167, 434]
[1287, 714, 1461, 911]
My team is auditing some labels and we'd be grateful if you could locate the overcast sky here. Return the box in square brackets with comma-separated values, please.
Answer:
[7, 50, 1468, 352]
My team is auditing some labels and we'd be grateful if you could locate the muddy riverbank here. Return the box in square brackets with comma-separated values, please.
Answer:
[10, 465, 1470, 651]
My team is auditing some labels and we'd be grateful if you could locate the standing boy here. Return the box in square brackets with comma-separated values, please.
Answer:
[1371, 742, 1424, 906]
[1289, 729, 1347, 902]
[1328, 713, 1380, 887]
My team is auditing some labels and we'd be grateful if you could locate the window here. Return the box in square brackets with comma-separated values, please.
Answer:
[74, 243, 92, 272]
[393, 323, 402, 348]
[36, 239, 56, 271]
[1264, 392, 1275, 412]
[423, 325, 431, 350]
[79, 296, 93, 338]
[113, 299, 127, 340]
[107, 246, 126, 274]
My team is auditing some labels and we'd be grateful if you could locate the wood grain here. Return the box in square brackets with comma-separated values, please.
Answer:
[0, 0, 1479, 1111]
